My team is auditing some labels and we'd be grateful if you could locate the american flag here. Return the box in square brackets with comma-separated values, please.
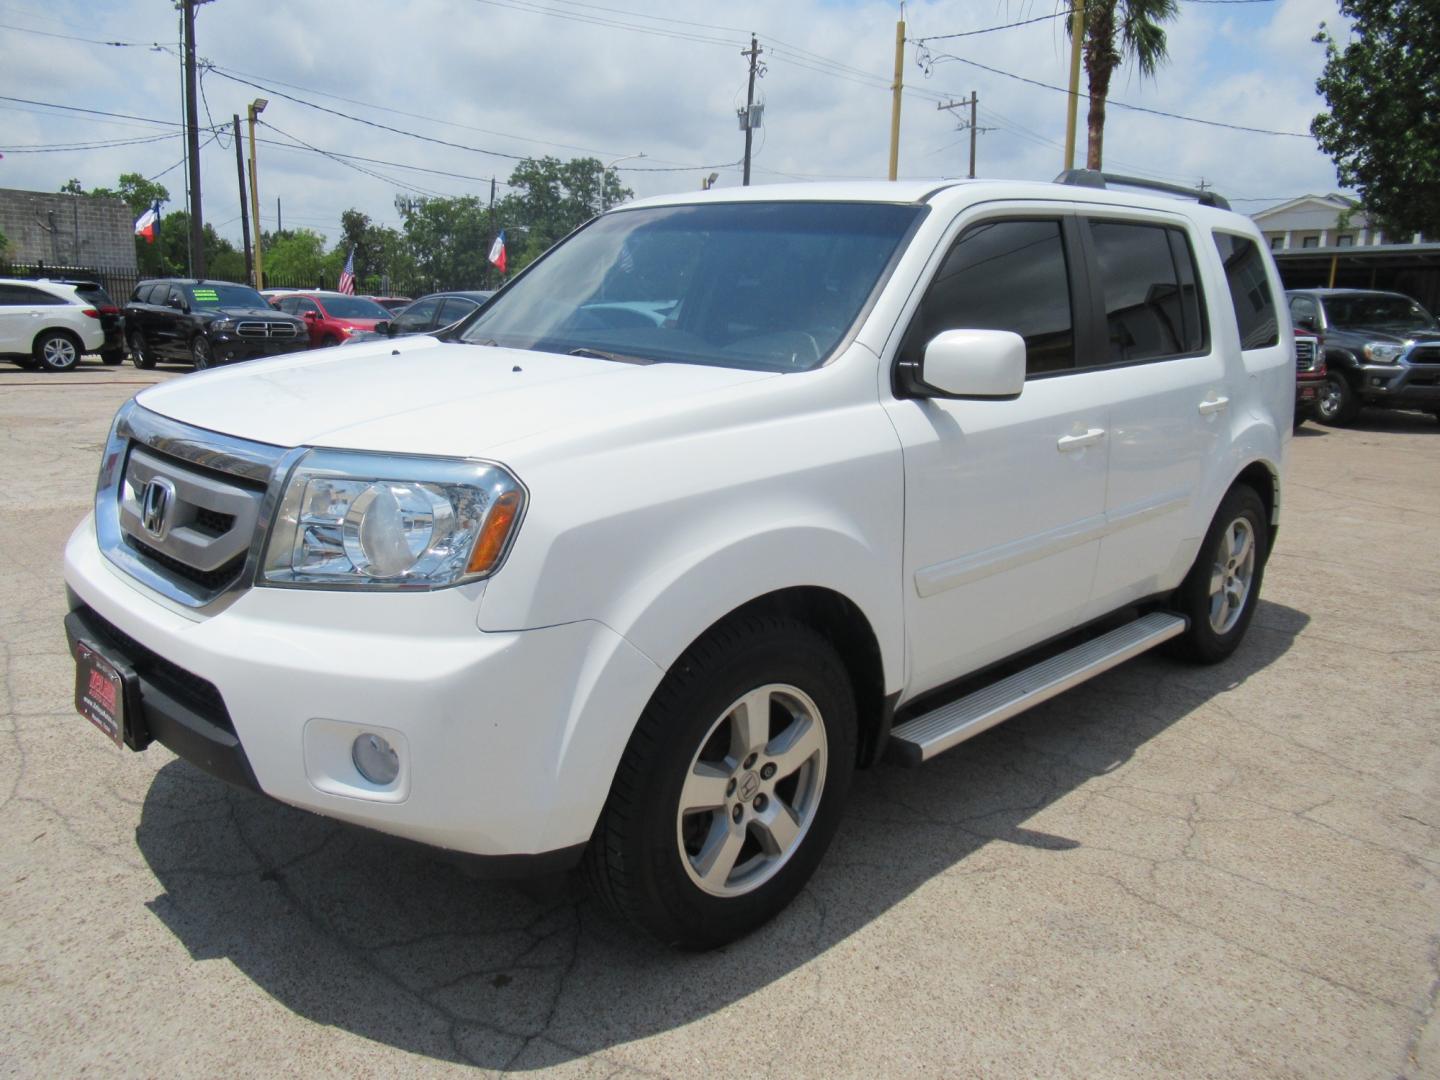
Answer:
[337, 247, 356, 295]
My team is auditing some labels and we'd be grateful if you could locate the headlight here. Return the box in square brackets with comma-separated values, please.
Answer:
[1362, 342, 1405, 364]
[261, 449, 525, 589]
[211, 318, 236, 333]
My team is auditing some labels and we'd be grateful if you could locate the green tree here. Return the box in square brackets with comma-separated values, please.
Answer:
[334, 209, 414, 294]
[87, 173, 171, 275]
[155, 211, 242, 280]
[1069, 0, 1179, 170]
[261, 228, 331, 286]
[395, 194, 491, 289]
[496, 156, 633, 273]
[1312, 0, 1440, 240]
[59, 178, 85, 194]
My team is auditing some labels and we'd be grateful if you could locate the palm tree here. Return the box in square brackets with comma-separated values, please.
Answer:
[1072, 0, 1179, 169]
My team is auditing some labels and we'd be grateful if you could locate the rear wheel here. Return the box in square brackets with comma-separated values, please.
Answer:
[586, 615, 856, 949]
[1317, 371, 1360, 425]
[33, 329, 81, 372]
[129, 330, 156, 370]
[1168, 484, 1268, 664]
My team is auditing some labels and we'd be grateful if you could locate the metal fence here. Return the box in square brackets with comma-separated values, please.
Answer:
[1, 261, 141, 303]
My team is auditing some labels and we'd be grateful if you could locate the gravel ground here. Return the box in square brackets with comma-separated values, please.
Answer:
[2, 359, 1437, 1078]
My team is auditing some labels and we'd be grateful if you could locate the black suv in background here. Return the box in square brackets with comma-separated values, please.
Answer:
[1287, 288, 1440, 425]
[124, 279, 308, 370]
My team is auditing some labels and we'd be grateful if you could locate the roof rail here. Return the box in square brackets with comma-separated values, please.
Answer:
[1053, 169, 1231, 211]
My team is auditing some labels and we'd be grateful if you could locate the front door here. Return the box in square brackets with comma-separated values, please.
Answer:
[884, 213, 1110, 697]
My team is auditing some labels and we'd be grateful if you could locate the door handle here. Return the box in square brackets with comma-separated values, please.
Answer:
[1057, 428, 1106, 452]
[1198, 396, 1230, 416]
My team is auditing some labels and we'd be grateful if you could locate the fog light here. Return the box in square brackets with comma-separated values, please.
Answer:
[352, 733, 399, 785]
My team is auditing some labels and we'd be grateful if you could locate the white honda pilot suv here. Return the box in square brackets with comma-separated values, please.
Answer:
[64, 172, 1290, 948]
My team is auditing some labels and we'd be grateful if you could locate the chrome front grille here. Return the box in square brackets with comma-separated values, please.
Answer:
[236, 321, 299, 338]
[95, 403, 299, 614]
[1294, 337, 1318, 372]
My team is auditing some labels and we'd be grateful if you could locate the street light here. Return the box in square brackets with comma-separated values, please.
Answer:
[601, 153, 645, 211]
[246, 98, 268, 288]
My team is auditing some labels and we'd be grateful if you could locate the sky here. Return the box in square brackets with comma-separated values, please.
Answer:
[0, 0, 1350, 249]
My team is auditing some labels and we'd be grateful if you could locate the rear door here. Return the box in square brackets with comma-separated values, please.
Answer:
[883, 210, 1111, 695]
[155, 285, 188, 357]
[1077, 213, 1226, 616]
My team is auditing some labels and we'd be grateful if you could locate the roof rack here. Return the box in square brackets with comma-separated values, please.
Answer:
[1053, 169, 1231, 211]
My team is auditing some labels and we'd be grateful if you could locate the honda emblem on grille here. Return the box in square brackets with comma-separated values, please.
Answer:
[140, 477, 176, 540]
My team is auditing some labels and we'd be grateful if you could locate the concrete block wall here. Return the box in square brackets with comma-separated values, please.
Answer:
[0, 188, 138, 272]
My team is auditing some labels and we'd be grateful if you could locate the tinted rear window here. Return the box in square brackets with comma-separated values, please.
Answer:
[1088, 220, 1206, 362]
[1212, 232, 1278, 349]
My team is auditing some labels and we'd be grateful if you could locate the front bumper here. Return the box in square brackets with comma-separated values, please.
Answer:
[207, 334, 310, 363]
[64, 515, 662, 863]
[1295, 374, 1324, 417]
[1353, 361, 1440, 406]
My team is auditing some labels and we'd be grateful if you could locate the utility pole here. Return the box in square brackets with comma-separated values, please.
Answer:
[180, 0, 209, 278]
[888, 14, 906, 180]
[1063, 0, 1086, 171]
[276, 196, 282, 234]
[232, 114, 252, 285]
[740, 35, 763, 186]
[246, 98, 266, 288]
[937, 93, 988, 179]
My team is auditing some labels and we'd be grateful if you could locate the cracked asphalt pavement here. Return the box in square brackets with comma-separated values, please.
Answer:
[2, 360, 1437, 1077]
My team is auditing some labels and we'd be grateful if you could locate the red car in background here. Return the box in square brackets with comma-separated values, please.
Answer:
[271, 291, 392, 347]
[1294, 332, 1327, 430]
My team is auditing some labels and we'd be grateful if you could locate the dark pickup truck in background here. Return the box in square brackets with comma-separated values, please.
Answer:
[1287, 288, 1440, 426]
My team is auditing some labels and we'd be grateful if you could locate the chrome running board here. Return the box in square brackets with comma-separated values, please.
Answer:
[889, 612, 1187, 766]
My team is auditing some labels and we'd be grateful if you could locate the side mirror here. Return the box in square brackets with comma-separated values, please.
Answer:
[903, 329, 1026, 399]
[1294, 315, 1317, 332]
[385, 320, 402, 338]
[167, 296, 187, 312]
[374, 320, 390, 336]
[303, 310, 320, 321]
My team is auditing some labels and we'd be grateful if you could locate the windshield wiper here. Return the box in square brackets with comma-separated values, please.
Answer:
[568, 347, 654, 366]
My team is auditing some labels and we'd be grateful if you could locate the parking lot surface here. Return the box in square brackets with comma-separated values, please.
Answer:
[2, 359, 1437, 1078]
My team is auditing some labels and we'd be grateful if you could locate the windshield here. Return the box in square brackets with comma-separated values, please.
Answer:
[461, 201, 923, 371]
[321, 295, 390, 319]
[187, 283, 268, 309]
[1323, 295, 1437, 332]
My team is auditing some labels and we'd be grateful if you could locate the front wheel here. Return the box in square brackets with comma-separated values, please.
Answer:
[1317, 371, 1360, 426]
[586, 615, 856, 949]
[190, 335, 214, 370]
[1168, 484, 1269, 664]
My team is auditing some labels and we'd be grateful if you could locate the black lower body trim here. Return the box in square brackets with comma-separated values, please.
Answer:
[64, 606, 261, 793]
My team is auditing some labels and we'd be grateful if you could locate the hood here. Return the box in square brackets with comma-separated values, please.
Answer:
[1334, 326, 1440, 344]
[134, 336, 777, 459]
[206, 306, 302, 321]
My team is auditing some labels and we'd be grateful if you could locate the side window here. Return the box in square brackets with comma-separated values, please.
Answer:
[0, 284, 31, 306]
[437, 297, 478, 325]
[1289, 295, 1319, 332]
[395, 297, 440, 331]
[1213, 232, 1279, 348]
[0, 285, 65, 306]
[907, 218, 1074, 376]
[140, 284, 164, 305]
[294, 298, 320, 316]
[167, 286, 185, 310]
[1087, 220, 1206, 363]
[276, 297, 298, 313]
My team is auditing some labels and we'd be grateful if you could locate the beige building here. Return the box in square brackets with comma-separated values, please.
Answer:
[1252, 194, 1426, 251]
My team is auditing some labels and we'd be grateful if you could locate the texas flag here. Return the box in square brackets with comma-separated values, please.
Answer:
[133, 202, 159, 245]
[488, 230, 507, 274]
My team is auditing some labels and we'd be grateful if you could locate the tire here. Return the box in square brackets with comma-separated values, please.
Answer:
[100, 349, 125, 366]
[190, 335, 214, 370]
[585, 615, 857, 949]
[320, 336, 340, 348]
[129, 331, 156, 370]
[1317, 371, 1360, 426]
[1292, 413, 1305, 432]
[1168, 484, 1269, 664]
[33, 329, 82, 372]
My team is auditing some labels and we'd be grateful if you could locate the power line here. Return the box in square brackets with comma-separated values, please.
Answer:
[914, 11, 1074, 43]
[0, 94, 209, 131]
[0, 132, 181, 153]
[915, 47, 1313, 137]
[0, 21, 170, 47]
[258, 120, 456, 198]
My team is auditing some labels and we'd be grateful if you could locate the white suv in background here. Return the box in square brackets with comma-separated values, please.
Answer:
[0, 278, 111, 372]
[63, 172, 1291, 948]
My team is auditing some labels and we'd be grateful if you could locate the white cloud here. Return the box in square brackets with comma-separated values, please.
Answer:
[0, 0, 1349, 251]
